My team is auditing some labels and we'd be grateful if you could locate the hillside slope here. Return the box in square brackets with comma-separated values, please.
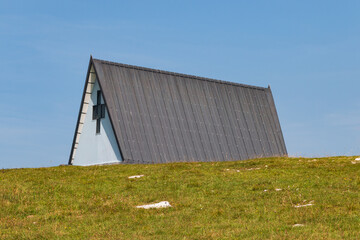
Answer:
[1, 157, 359, 239]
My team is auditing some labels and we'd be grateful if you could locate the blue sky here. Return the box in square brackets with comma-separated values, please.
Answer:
[1, 1, 359, 168]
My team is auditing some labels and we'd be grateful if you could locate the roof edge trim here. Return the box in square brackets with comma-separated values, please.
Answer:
[68, 56, 93, 165]
[93, 58, 267, 91]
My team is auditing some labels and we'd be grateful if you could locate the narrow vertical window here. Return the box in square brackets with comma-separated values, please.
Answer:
[92, 90, 106, 134]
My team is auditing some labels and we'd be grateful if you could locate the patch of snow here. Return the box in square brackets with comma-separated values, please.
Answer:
[294, 203, 314, 208]
[264, 189, 268, 192]
[292, 224, 304, 227]
[355, 158, 360, 161]
[246, 167, 261, 171]
[136, 201, 172, 209]
[275, 188, 282, 191]
[128, 175, 144, 179]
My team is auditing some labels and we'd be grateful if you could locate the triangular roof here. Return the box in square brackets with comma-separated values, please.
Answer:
[70, 57, 287, 164]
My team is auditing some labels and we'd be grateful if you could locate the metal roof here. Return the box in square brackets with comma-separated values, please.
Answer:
[70, 57, 287, 164]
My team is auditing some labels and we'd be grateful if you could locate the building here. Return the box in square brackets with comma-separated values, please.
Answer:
[69, 57, 287, 165]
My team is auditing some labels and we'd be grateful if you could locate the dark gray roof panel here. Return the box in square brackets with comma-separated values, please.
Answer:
[92, 58, 287, 164]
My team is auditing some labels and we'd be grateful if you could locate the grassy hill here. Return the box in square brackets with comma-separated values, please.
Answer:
[1, 156, 359, 239]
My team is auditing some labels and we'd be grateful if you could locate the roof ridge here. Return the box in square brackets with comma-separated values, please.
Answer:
[92, 58, 267, 91]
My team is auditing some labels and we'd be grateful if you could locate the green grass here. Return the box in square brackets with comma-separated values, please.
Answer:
[1, 156, 360, 239]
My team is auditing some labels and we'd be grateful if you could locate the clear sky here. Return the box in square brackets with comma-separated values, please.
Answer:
[1, 0, 359, 169]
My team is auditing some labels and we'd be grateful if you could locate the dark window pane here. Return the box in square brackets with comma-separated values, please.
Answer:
[101, 104, 106, 118]
[93, 105, 99, 120]
[97, 90, 101, 104]
[96, 119, 101, 133]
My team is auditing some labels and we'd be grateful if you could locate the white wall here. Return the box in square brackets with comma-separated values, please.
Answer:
[72, 78, 122, 166]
